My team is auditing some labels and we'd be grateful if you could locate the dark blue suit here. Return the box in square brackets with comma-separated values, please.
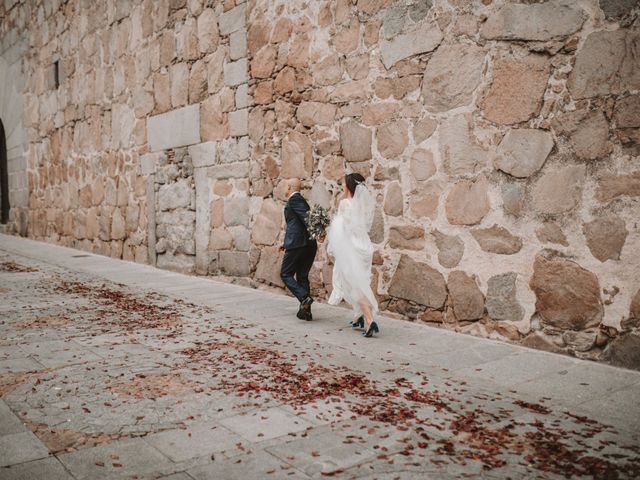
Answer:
[280, 192, 317, 302]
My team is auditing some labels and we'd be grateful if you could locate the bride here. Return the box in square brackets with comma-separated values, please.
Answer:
[327, 173, 379, 337]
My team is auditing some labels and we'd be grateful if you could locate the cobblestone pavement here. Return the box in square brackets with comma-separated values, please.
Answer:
[1, 234, 639, 480]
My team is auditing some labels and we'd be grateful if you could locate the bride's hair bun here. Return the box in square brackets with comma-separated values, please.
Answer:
[345, 173, 366, 196]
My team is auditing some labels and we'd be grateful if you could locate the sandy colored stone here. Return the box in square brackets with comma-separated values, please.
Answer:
[296, 102, 337, 127]
[332, 22, 360, 54]
[552, 109, 612, 161]
[281, 131, 313, 178]
[384, 181, 403, 216]
[313, 55, 343, 86]
[274, 67, 296, 95]
[287, 35, 310, 69]
[369, 207, 385, 244]
[254, 81, 273, 104]
[481, 1, 586, 41]
[568, 29, 640, 99]
[471, 225, 523, 255]
[413, 117, 437, 144]
[380, 20, 443, 69]
[614, 95, 640, 128]
[445, 176, 490, 225]
[486, 272, 524, 323]
[535, 222, 568, 247]
[432, 230, 464, 269]
[377, 120, 409, 159]
[170, 63, 189, 108]
[388, 224, 425, 251]
[481, 56, 550, 125]
[521, 331, 564, 354]
[340, 121, 372, 162]
[200, 95, 227, 141]
[356, 0, 394, 16]
[532, 165, 585, 215]
[251, 45, 277, 79]
[603, 334, 640, 370]
[251, 199, 282, 246]
[255, 246, 285, 287]
[410, 148, 436, 181]
[596, 171, 640, 203]
[494, 129, 554, 178]
[448, 271, 484, 321]
[530, 254, 603, 331]
[346, 54, 369, 81]
[439, 115, 485, 176]
[362, 103, 399, 126]
[188, 59, 208, 103]
[583, 215, 628, 262]
[248, 21, 270, 56]
[389, 255, 447, 309]
[197, 8, 219, 54]
[410, 181, 440, 220]
[501, 183, 524, 217]
[422, 43, 485, 112]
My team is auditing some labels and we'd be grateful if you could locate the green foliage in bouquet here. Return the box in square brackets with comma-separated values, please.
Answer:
[306, 204, 330, 240]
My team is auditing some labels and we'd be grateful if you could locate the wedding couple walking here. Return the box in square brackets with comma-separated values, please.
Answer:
[280, 174, 379, 338]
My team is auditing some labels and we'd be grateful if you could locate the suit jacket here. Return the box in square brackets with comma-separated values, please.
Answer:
[283, 192, 316, 250]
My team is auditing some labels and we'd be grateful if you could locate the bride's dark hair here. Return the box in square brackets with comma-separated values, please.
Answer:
[345, 173, 366, 196]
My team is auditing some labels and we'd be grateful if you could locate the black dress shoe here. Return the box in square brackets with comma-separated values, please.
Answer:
[296, 305, 312, 320]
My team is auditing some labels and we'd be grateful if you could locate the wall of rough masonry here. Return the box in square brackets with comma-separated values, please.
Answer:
[1, 0, 639, 369]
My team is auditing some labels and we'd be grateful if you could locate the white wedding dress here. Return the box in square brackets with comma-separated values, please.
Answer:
[327, 184, 378, 319]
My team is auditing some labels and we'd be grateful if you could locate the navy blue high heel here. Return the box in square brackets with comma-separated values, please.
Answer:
[350, 316, 365, 329]
[363, 321, 379, 338]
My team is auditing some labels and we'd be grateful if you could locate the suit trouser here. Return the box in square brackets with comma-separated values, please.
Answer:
[280, 244, 317, 302]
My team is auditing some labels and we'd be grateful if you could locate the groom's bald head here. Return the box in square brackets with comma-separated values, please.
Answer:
[287, 178, 301, 195]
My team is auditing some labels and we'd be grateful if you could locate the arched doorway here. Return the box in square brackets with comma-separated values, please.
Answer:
[0, 118, 9, 224]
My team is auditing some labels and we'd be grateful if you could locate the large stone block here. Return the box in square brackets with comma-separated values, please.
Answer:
[219, 251, 251, 276]
[251, 199, 281, 246]
[596, 171, 640, 203]
[432, 230, 464, 268]
[296, 102, 337, 127]
[188, 142, 217, 168]
[281, 131, 313, 178]
[207, 161, 249, 179]
[568, 29, 640, 99]
[583, 215, 628, 262]
[445, 176, 490, 225]
[224, 197, 250, 227]
[481, 1, 586, 41]
[410, 148, 436, 181]
[486, 272, 524, 322]
[255, 246, 284, 287]
[383, 181, 403, 216]
[219, 136, 249, 163]
[389, 255, 447, 309]
[448, 271, 484, 321]
[224, 58, 248, 87]
[229, 108, 248, 137]
[340, 121, 372, 162]
[197, 8, 219, 54]
[439, 115, 485, 176]
[552, 109, 612, 161]
[218, 4, 246, 36]
[530, 254, 603, 330]
[157, 180, 193, 211]
[380, 20, 442, 69]
[388, 224, 425, 250]
[481, 55, 550, 125]
[147, 105, 200, 151]
[471, 225, 523, 255]
[494, 129, 553, 178]
[422, 43, 485, 112]
[532, 165, 585, 215]
[377, 120, 409, 159]
[140, 152, 164, 175]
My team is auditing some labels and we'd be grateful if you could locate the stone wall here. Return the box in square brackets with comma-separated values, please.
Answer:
[1, 0, 639, 369]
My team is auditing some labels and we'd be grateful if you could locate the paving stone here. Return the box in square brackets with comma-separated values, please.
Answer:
[0, 400, 27, 435]
[145, 423, 246, 463]
[0, 431, 49, 467]
[188, 449, 309, 479]
[57, 438, 174, 480]
[0, 457, 75, 480]
[220, 407, 315, 442]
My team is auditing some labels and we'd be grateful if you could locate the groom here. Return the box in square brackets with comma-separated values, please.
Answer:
[280, 179, 317, 321]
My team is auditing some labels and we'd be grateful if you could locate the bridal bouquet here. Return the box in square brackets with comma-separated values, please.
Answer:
[306, 204, 330, 240]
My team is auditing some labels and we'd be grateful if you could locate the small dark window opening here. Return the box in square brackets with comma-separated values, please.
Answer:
[54, 60, 60, 89]
[0, 119, 9, 224]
